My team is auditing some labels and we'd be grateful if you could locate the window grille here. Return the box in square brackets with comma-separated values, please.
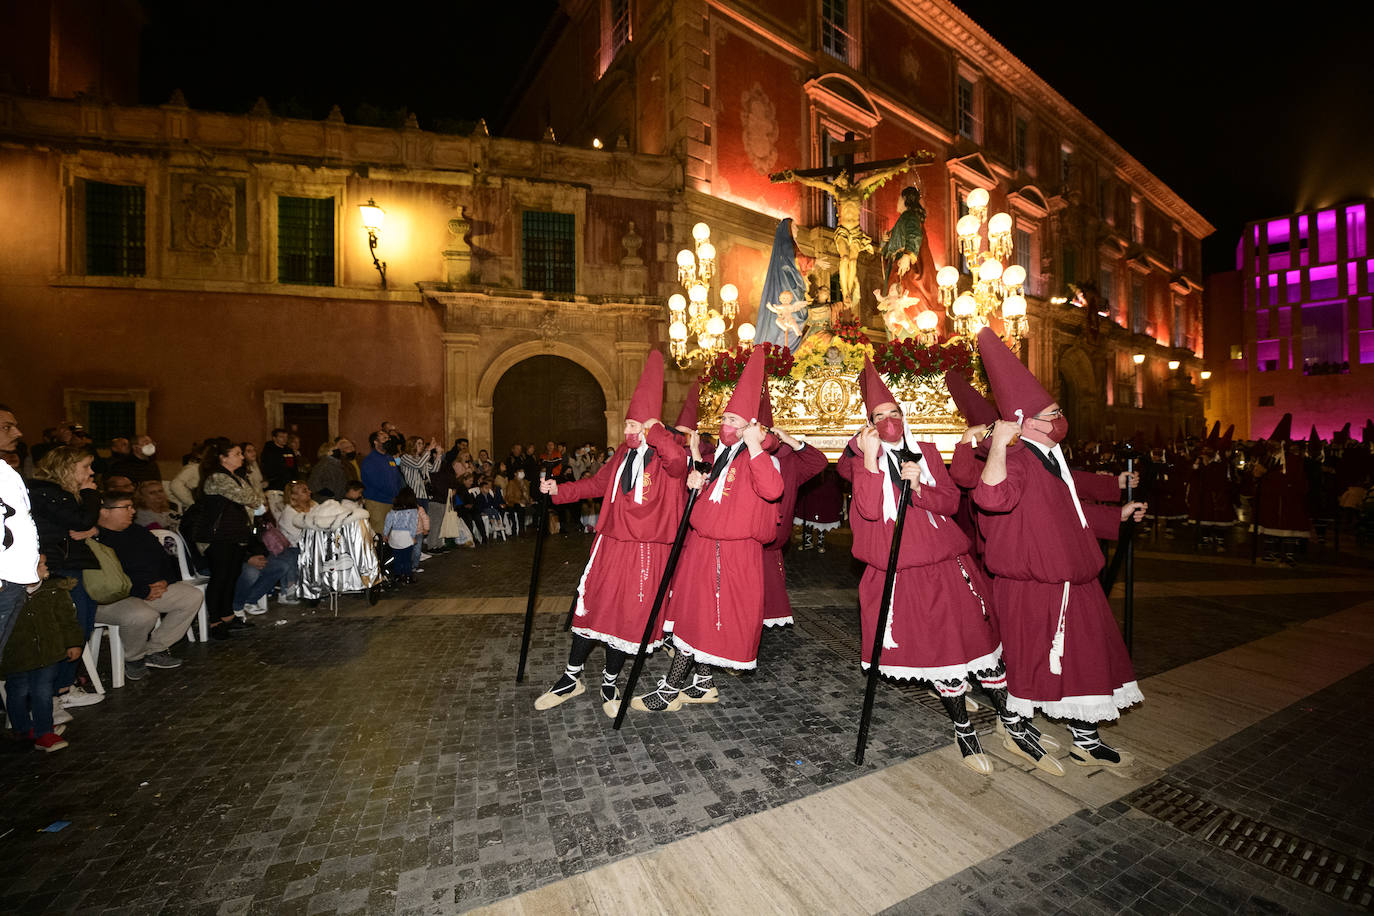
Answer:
[956, 77, 976, 139]
[522, 210, 576, 294]
[87, 401, 135, 448]
[278, 197, 334, 286]
[821, 0, 855, 66]
[85, 181, 146, 277]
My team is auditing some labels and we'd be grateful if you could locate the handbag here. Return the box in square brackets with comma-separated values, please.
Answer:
[83, 538, 132, 604]
[261, 523, 290, 556]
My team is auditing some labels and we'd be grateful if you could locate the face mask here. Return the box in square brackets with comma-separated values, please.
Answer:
[875, 417, 905, 443]
[625, 433, 642, 449]
[1044, 416, 1069, 443]
[718, 424, 740, 447]
[140, 443, 157, 457]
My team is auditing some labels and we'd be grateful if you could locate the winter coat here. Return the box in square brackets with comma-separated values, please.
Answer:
[26, 479, 101, 572]
[0, 577, 84, 677]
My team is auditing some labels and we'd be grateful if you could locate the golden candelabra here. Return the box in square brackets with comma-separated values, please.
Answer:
[935, 188, 1029, 347]
[667, 222, 755, 367]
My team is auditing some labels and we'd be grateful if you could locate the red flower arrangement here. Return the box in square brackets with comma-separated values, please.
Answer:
[872, 337, 975, 384]
[699, 343, 796, 392]
[831, 316, 869, 347]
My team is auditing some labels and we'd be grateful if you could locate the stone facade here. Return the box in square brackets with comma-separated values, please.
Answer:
[507, 0, 1214, 439]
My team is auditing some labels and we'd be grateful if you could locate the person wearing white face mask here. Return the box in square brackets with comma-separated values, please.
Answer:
[974, 327, 1146, 771]
[107, 434, 161, 485]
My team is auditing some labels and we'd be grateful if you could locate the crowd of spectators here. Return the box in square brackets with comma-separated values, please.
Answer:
[0, 404, 623, 753]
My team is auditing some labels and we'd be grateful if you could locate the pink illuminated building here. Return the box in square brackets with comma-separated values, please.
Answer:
[1204, 201, 1374, 439]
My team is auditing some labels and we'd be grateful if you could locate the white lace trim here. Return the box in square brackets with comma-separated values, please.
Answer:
[859, 644, 1002, 683]
[1006, 681, 1143, 722]
[762, 616, 794, 627]
[569, 625, 663, 656]
[670, 633, 758, 671]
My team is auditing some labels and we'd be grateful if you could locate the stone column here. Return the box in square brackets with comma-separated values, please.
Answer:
[441, 332, 481, 447]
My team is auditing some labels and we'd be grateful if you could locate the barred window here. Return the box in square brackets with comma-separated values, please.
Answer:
[610, 0, 630, 56]
[1015, 229, 1034, 294]
[278, 196, 335, 286]
[85, 181, 146, 277]
[522, 210, 576, 294]
[956, 77, 976, 140]
[1131, 278, 1146, 333]
[87, 400, 135, 448]
[821, 0, 855, 66]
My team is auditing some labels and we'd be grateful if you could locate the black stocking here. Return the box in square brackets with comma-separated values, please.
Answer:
[567, 634, 597, 668]
[1067, 719, 1123, 764]
[603, 647, 628, 677]
[665, 649, 695, 691]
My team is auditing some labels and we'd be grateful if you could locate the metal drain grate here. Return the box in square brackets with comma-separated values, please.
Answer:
[796, 609, 998, 729]
[1129, 778, 1374, 910]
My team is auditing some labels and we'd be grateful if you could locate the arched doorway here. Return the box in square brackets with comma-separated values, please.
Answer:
[492, 356, 608, 458]
[1057, 346, 1099, 438]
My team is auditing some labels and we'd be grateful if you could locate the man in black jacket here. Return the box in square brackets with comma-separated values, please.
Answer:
[94, 493, 200, 679]
[259, 428, 299, 493]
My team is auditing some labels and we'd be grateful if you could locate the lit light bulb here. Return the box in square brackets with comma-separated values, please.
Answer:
[978, 257, 1003, 281]
[1002, 295, 1026, 318]
[1132, 353, 1145, 365]
[956, 215, 981, 238]
[706, 313, 727, 337]
[697, 242, 716, 262]
[988, 212, 1013, 235]
[916, 310, 939, 331]
[966, 188, 990, 210]
[699, 333, 716, 350]
[953, 294, 977, 317]
[719, 283, 738, 303]
[1002, 264, 1026, 287]
[689, 283, 709, 304]
[1200, 370, 1212, 380]
[677, 249, 695, 269]
[936, 265, 960, 288]
[592, 137, 603, 149]
[738, 322, 756, 342]
[669, 321, 688, 341]
[1168, 360, 1181, 370]
[692, 222, 711, 242]
[668, 293, 686, 313]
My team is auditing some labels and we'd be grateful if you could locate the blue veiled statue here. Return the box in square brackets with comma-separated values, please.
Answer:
[753, 218, 810, 351]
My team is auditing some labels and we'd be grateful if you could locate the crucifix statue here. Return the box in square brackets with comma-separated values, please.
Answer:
[771, 138, 934, 312]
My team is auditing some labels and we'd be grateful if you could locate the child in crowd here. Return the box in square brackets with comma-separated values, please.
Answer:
[475, 477, 506, 539]
[383, 488, 420, 584]
[1, 555, 84, 752]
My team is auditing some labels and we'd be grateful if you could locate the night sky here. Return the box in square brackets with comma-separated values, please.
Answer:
[137, 1, 1373, 275]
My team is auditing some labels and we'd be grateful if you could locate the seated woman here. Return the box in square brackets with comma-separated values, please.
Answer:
[234, 480, 311, 613]
[133, 480, 179, 531]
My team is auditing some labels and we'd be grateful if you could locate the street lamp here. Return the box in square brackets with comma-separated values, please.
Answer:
[359, 198, 387, 289]
[667, 222, 741, 366]
[937, 189, 1027, 348]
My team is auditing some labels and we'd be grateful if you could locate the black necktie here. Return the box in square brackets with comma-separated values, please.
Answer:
[708, 446, 734, 483]
[1047, 449, 1062, 477]
[619, 450, 639, 495]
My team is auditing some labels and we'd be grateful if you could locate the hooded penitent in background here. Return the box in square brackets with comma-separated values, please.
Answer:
[754, 218, 811, 350]
[634, 345, 783, 713]
[972, 326, 1143, 771]
[533, 350, 692, 718]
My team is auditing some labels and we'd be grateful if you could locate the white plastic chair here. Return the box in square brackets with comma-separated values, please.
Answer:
[85, 622, 124, 691]
[151, 529, 210, 642]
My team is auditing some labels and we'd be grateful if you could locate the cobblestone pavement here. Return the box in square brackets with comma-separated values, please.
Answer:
[883, 665, 1374, 915]
[0, 523, 1369, 914]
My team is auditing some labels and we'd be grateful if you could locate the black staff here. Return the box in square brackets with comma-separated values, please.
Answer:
[613, 486, 700, 730]
[1121, 454, 1137, 655]
[855, 472, 913, 766]
[515, 477, 551, 683]
[562, 593, 578, 631]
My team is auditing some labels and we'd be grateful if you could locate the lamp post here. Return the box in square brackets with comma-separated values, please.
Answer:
[936, 189, 1028, 348]
[359, 198, 387, 289]
[667, 222, 746, 367]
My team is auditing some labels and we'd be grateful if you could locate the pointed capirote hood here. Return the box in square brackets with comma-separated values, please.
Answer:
[1269, 412, 1293, 442]
[1308, 424, 1321, 445]
[1335, 422, 1352, 444]
[944, 369, 998, 427]
[1209, 421, 1221, 442]
[1364, 420, 1374, 444]
[625, 351, 665, 423]
[976, 326, 1053, 422]
[722, 346, 767, 422]
[674, 379, 701, 430]
[1220, 425, 1234, 448]
[859, 357, 898, 416]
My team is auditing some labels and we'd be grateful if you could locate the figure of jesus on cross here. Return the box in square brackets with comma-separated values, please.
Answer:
[771, 141, 934, 311]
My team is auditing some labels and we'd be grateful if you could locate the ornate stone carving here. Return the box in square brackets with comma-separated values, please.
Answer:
[620, 220, 643, 266]
[537, 309, 560, 346]
[739, 83, 779, 175]
[178, 183, 233, 250]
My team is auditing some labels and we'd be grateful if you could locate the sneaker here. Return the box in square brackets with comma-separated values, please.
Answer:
[143, 651, 183, 670]
[60, 686, 104, 708]
[276, 594, 301, 605]
[51, 701, 73, 725]
[244, 603, 268, 616]
[534, 673, 585, 711]
[123, 658, 148, 680]
[419, 552, 434, 561]
[34, 732, 68, 752]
